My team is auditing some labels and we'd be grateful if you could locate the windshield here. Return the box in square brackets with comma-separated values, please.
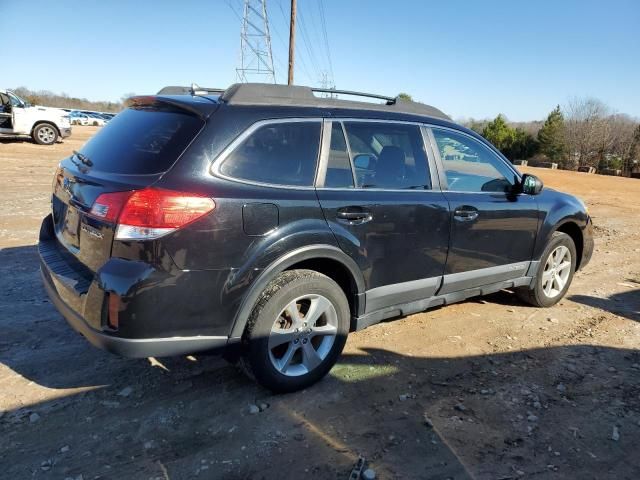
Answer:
[8, 92, 30, 108]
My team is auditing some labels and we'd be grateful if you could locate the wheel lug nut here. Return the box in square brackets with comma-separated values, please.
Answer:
[302, 339, 308, 344]
[294, 339, 299, 344]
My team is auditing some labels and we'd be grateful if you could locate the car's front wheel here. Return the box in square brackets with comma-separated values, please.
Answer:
[32, 123, 59, 145]
[517, 231, 577, 307]
[240, 269, 349, 393]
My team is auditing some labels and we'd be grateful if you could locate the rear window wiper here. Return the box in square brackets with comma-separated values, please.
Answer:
[72, 150, 93, 167]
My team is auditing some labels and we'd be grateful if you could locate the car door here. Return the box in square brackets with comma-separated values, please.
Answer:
[0, 92, 13, 133]
[316, 120, 450, 314]
[8, 93, 30, 134]
[427, 126, 539, 294]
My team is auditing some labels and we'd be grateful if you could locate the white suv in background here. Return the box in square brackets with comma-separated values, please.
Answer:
[0, 89, 72, 145]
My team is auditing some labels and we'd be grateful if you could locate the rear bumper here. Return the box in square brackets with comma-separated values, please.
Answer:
[38, 214, 231, 358]
[41, 269, 228, 357]
[60, 127, 72, 138]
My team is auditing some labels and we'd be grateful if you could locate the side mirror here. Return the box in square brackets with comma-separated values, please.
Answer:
[521, 173, 543, 195]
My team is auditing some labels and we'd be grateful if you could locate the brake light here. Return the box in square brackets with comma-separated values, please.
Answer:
[90, 191, 132, 223]
[90, 188, 215, 240]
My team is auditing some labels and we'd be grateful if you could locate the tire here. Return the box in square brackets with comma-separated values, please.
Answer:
[32, 123, 59, 145]
[517, 231, 577, 307]
[239, 269, 350, 393]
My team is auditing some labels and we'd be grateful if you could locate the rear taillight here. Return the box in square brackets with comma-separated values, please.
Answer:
[90, 188, 215, 240]
[90, 191, 132, 223]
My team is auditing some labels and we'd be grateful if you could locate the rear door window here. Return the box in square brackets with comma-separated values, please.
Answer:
[219, 121, 321, 187]
[342, 122, 431, 189]
[77, 107, 204, 174]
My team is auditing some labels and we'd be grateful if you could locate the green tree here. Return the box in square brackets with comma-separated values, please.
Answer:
[507, 128, 539, 160]
[482, 114, 516, 152]
[397, 92, 413, 101]
[537, 105, 566, 163]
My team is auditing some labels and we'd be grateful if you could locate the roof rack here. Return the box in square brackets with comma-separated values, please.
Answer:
[156, 83, 450, 121]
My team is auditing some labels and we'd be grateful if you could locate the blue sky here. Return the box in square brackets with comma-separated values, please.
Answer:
[1, 0, 638, 121]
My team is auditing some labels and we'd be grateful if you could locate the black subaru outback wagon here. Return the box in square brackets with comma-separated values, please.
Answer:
[39, 83, 593, 392]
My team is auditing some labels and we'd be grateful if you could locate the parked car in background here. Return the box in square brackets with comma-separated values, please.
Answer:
[39, 83, 593, 392]
[0, 89, 71, 144]
[85, 113, 106, 126]
[69, 111, 90, 126]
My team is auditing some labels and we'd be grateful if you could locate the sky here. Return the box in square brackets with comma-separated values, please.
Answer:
[1, 0, 638, 121]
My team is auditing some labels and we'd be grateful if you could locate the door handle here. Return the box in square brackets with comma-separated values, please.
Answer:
[453, 206, 479, 222]
[336, 208, 372, 224]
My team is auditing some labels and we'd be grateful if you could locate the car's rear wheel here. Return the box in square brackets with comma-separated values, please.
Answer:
[33, 123, 58, 145]
[517, 231, 576, 307]
[239, 269, 349, 393]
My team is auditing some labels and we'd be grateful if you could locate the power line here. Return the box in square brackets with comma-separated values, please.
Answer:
[296, 6, 323, 81]
[318, 0, 334, 84]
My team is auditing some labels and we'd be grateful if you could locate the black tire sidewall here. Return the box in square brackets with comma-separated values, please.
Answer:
[533, 232, 577, 307]
[244, 271, 349, 393]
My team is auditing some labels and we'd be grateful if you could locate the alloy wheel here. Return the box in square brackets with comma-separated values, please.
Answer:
[541, 245, 571, 298]
[268, 294, 338, 377]
[37, 126, 56, 144]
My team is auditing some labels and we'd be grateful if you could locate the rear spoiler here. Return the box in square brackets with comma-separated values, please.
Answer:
[156, 84, 225, 96]
[125, 95, 218, 120]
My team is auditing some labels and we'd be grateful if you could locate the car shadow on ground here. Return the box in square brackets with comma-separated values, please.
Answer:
[1, 244, 639, 479]
[569, 286, 640, 322]
[0, 136, 35, 145]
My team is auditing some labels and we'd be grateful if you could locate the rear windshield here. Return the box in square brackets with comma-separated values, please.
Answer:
[77, 107, 203, 174]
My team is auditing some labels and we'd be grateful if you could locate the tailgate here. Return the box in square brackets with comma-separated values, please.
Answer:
[50, 103, 206, 272]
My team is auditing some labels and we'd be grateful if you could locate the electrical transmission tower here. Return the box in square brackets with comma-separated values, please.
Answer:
[236, 0, 276, 84]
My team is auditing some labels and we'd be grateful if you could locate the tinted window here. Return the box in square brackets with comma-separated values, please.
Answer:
[432, 129, 518, 193]
[324, 123, 354, 188]
[77, 107, 203, 174]
[220, 121, 321, 186]
[343, 122, 430, 189]
[8, 94, 23, 107]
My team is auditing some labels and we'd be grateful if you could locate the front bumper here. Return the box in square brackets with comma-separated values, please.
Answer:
[60, 127, 72, 138]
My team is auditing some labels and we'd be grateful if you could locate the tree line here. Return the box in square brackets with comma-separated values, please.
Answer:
[10, 86, 123, 113]
[463, 99, 640, 174]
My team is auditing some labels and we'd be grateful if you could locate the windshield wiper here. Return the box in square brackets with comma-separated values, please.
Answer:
[72, 150, 93, 167]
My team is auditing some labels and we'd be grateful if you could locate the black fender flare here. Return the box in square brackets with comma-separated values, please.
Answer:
[533, 214, 588, 263]
[228, 244, 365, 339]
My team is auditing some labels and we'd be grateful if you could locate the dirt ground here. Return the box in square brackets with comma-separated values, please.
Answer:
[1, 127, 639, 480]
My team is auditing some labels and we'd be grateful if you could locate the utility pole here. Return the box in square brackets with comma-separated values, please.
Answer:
[287, 0, 297, 85]
[236, 0, 276, 84]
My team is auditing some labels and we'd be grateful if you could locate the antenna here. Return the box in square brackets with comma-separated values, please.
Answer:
[236, 0, 276, 84]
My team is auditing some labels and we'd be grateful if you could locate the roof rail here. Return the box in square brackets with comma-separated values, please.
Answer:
[310, 88, 396, 104]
